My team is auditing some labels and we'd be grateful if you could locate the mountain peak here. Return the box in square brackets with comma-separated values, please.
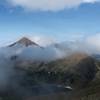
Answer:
[9, 37, 40, 47]
[17, 37, 37, 46]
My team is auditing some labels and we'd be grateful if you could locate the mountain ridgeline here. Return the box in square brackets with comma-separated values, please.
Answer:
[9, 37, 40, 47]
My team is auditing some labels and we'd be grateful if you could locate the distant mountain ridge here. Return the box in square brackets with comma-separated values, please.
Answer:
[8, 37, 41, 47]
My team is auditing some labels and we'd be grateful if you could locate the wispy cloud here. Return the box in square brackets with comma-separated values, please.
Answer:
[6, 0, 100, 11]
[30, 36, 57, 47]
[86, 33, 100, 52]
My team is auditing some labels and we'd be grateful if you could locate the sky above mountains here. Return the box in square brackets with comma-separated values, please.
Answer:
[0, 0, 100, 48]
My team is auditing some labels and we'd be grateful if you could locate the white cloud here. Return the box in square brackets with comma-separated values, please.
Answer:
[6, 0, 100, 11]
[86, 33, 100, 52]
[31, 36, 57, 46]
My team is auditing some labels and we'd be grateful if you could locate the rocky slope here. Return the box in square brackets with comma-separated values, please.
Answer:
[14, 53, 97, 88]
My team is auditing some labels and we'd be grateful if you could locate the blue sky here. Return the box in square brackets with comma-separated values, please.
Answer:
[0, 0, 100, 46]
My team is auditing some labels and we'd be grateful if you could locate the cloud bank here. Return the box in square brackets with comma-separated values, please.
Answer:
[31, 36, 57, 47]
[6, 0, 100, 11]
